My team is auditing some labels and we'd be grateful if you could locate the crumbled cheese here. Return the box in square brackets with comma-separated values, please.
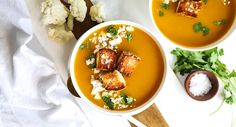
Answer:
[91, 78, 105, 99]
[126, 26, 134, 32]
[189, 73, 212, 96]
[86, 58, 95, 65]
[109, 36, 122, 46]
[164, 0, 178, 4]
[94, 93, 101, 99]
[93, 68, 100, 74]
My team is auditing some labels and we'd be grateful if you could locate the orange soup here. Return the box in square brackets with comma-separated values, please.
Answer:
[152, 0, 235, 48]
[74, 24, 165, 111]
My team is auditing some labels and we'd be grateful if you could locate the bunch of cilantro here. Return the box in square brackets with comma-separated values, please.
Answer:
[171, 47, 236, 105]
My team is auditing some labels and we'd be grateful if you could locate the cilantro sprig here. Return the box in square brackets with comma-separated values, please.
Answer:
[106, 25, 118, 36]
[193, 22, 210, 36]
[120, 93, 134, 105]
[213, 19, 226, 26]
[160, 3, 169, 9]
[102, 96, 115, 110]
[171, 47, 236, 105]
[127, 32, 133, 42]
[159, 11, 164, 17]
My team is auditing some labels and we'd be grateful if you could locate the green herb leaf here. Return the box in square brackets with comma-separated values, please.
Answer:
[86, 53, 96, 59]
[127, 97, 134, 105]
[219, 48, 224, 56]
[120, 93, 134, 105]
[102, 96, 115, 110]
[193, 22, 203, 32]
[88, 63, 96, 69]
[202, 26, 209, 36]
[159, 11, 164, 17]
[86, 53, 96, 69]
[120, 93, 128, 104]
[106, 25, 118, 36]
[204, 0, 208, 5]
[79, 44, 85, 49]
[160, 3, 169, 9]
[193, 22, 210, 36]
[86, 41, 90, 49]
[127, 32, 133, 42]
[213, 19, 226, 26]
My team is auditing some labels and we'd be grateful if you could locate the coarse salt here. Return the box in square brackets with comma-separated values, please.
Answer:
[189, 73, 212, 96]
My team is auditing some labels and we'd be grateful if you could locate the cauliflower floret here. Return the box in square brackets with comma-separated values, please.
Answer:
[68, 0, 87, 22]
[89, 2, 105, 23]
[41, 0, 68, 25]
[47, 25, 75, 42]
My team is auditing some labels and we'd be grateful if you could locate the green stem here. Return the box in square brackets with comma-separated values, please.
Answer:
[210, 99, 224, 116]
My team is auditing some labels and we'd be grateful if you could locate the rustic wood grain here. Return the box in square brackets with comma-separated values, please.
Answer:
[132, 104, 169, 127]
[64, 0, 169, 126]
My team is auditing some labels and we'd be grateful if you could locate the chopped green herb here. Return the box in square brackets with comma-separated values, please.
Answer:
[126, 97, 134, 105]
[86, 53, 96, 69]
[204, 0, 208, 5]
[86, 53, 96, 59]
[171, 47, 236, 105]
[86, 41, 90, 49]
[102, 96, 115, 110]
[159, 11, 164, 17]
[213, 19, 226, 26]
[202, 26, 209, 36]
[160, 3, 169, 9]
[127, 32, 133, 42]
[106, 25, 118, 36]
[193, 22, 210, 36]
[120, 93, 134, 105]
[193, 22, 203, 32]
[79, 44, 85, 49]
[120, 93, 127, 104]
[88, 63, 96, 69]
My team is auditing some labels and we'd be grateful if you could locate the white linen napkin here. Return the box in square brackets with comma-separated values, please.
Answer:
[0, 0, 131, 127]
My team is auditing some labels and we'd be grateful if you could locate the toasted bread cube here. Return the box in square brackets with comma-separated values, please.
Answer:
[176, 0, 202, 18]
[96, 48, 117, 71]
[117, 51, 141, 77]
[100, 70, 126, 90]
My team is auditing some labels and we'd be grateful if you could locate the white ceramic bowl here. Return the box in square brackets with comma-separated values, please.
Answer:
[149, 0, 236, 51]
[69, 20, 167, 116]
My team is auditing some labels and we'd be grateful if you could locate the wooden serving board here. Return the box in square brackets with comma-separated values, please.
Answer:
[64, 0, 169, 126]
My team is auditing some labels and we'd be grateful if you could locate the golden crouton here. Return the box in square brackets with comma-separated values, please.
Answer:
[176, 0, 202, 18]
[100, 70, 126, 90]
[96, 48, 117, 71]
[117, 51, 141, 77]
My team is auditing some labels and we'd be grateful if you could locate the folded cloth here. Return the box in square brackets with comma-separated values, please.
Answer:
[0, 0, 130, 127]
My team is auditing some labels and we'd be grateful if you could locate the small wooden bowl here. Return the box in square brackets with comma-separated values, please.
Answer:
[184, 70, 219, 101]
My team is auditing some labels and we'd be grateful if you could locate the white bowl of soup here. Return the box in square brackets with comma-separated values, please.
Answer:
[150, 0, 236, 50]
[69, 20, 167, 116]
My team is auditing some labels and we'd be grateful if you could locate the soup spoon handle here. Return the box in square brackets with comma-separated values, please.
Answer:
[123, 115, 146, 127]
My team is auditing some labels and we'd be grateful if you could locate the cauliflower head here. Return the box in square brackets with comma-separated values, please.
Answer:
[41, 0, 68, 25]
[89, 2, 105, 23]
[47, 25, 74, 42]
[68, 0, 87, 22]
